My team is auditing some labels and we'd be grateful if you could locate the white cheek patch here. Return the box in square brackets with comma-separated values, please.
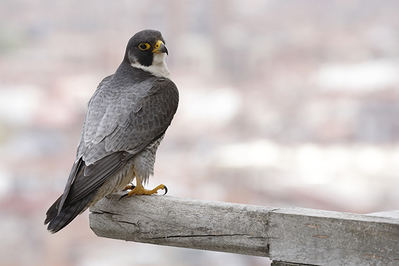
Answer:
[131, 53, 170, 78]
[152, 53, 167, 65]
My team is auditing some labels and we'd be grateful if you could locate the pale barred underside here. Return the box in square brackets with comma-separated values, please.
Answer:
[88, 135, 164, 207]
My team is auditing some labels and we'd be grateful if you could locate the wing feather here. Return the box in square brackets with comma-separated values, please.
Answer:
[80, 77, 178, 164]
[65, 76, 177, 205]
[45, 153, 131, 232]
[67, 152, 130, 203]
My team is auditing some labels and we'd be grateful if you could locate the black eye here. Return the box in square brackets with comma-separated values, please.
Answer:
[138, 43, 151, 51]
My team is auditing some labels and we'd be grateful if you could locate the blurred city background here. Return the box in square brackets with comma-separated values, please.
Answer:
[1, 0, 399, 265]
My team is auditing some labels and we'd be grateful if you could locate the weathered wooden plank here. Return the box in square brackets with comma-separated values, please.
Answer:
[368, 210, 399, 219]
[268, 208, 399, 265]
[89, 195, 399, 265]
[271, 262, 315, 266]
[90, 195, 271, 257]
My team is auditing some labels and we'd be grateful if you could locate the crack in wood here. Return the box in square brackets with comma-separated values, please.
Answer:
[91, 209, 120, 216]
[116, 220, 140, 227]
[149, 233, 263, 240]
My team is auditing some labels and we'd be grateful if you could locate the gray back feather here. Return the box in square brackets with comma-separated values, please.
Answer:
[77, 65, 179, 165]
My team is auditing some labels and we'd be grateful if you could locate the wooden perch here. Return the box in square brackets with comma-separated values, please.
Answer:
[89, 195, 399, 265]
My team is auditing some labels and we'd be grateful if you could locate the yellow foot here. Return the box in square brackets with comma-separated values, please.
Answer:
[127, 183, 167, 196]
[121, 177, 167, 200]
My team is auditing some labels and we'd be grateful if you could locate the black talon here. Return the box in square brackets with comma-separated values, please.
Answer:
[119, 191, 129, 200]
[163, 185, 168, 195]
[122, 183, 136, 191]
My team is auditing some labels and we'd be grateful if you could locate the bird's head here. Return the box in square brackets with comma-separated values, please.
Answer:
[125, 29, 168, 68]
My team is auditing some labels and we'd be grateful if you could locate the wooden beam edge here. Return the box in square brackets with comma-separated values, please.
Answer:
[89, 195, 399, 264]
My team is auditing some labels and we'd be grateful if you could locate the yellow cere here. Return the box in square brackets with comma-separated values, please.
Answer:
[152, 40, 164, 53]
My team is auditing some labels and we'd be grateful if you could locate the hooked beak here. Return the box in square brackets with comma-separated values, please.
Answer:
[152, 40, 168, 55]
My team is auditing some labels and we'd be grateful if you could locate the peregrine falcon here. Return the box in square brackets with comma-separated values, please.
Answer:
[45, 30, 179, 233]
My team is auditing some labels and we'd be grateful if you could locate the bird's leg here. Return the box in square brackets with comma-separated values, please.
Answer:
[126, 177, 167, 196]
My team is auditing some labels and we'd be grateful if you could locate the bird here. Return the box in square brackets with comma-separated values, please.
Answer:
[45, 29, 179, 233]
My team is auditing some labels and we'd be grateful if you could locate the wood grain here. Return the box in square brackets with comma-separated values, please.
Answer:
[90, 195, 399, 265]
